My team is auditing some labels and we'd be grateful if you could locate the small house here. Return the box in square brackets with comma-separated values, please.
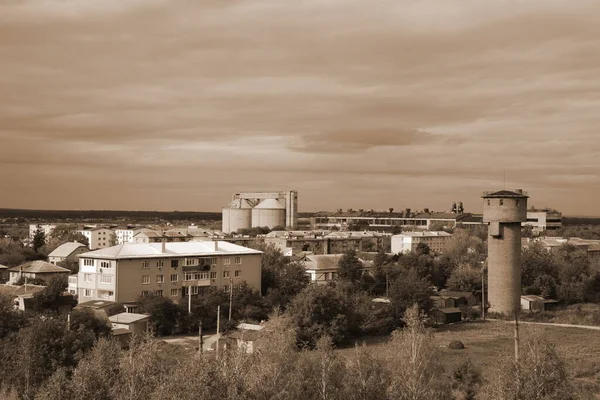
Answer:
[432, 308, 462, 325]
[48, 242, 89, 265]
[8, 261, 71, 284]
[226, 323, 264, 354]
[521, 295, 559, 312]
[109, 312, 150, 335]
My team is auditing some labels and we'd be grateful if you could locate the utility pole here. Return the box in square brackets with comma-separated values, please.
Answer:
[67, 312, 71, 331]
[481, 268, 486, 321]
[188, 285, 192, 315]
[228, 278, 233, 321]
[198, 320, 203, 354]
[216, 305, 221, 359]
[514, 307, 520, 362]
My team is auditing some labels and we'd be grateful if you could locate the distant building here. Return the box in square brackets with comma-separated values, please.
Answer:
[391, 231, 452, 254]
[523, 209, 562, 234]
[109, 312, 150, 335]
[310, 210, 475, 231]
[0, 264, 8, 282]
[520, 295, 558, 312]
[78, 227, 115, 250]
[48, 242, 89, 265]
[28, 224, 57, 242]
[226, 323, 264, 354]
[68, 274, 78, 295]
[133, 229, 192, 244]
[300, 254, 373, 284]
[114, 227, 138, 244]
[8, 261, 71, 284]
[265, 230, 391, 255]
[222, 190, 298, 233]
[76, 241, 262, 304]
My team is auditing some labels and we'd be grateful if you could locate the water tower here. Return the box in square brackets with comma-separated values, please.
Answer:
[482, 189, 528, 315]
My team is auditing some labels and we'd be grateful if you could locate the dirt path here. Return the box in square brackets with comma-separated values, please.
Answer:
[488, 318, 600, 331]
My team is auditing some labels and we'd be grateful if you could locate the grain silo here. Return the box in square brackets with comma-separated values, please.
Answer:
[222, 199, 253, 234]
[251, 198, 286, 229]
[482, 189, 528, 315]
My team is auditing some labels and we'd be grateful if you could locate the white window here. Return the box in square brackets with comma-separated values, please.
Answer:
[223, 271, 230, 278]
[100, 261, 111, 269]
[84, 289, 91, 297]
[211, 258, 218, 266]
[156, 275, 164, 283]
[157, 260, 164, 268]
[171, 289, 178, 296]
[141, 290, 149, 297]
[142, 275, 150, 284]
[155, 290, 163, 297]
[235, 270, 241, 277]
[83, 259, 94, 266]
[184, 273, 198, 281]
[234, 256, 242, 265]
[210, 272, 217, 279]
[100, 275, 112, 284]
[84, 273, 92, 282]
[199, 272, 209, 280]
[185, 258, 198, 266]
[171, 274, 178, 282]
[224, 257, 231, 265]
[192, 286, 199, 295]
[142, 261, 150, 269]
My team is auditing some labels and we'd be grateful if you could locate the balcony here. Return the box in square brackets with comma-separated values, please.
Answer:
[181, 279, 211, 287]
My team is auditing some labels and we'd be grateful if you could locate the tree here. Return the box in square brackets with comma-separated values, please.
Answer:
[137, 294, 183, 335]
[483, 337, 573, 400]
[446, 265, 482, 292]
[387, 304, 448, 400]
[32, 275, 70, 313]
[388, 269, 433, 319]
[288, 284, 352, 346]
[264, 261, 310, 310]
[415, 242, 431, 256]
[338, 249, 363, 285]
[0, 294, 27, 339]
[32, 229, 46, 253]
[450, 359, 482, 400]
[69, 308, 111, 338]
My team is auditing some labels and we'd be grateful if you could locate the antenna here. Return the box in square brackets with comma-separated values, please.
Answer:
[503, 169, 506, 190]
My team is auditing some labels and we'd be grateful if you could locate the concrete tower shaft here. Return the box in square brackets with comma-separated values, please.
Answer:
[482, 190, 528, 315]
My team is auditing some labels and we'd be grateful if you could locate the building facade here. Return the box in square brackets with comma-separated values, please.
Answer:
[391, 231, 452, 254]
[523, 209, 562, 234]
[310, 211, 473, 231]
[78, 228, 115, 250]
[48, 242, 89, 265]
[265, 230, 391, 255]
[76, 241, 262, 304]
[28, 224, 57, 242]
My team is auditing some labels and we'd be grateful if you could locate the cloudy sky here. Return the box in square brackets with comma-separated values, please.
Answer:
[1, 0, 599, 215]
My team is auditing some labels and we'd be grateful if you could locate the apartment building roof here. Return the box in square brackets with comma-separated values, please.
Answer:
[48, 242, 88, 258]
[80, 241, 262, 260]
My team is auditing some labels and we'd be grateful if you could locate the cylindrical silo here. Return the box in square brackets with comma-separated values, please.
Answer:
[222, 199, 252, 233]
[252, 198, 286, 229]
[482, 189, 528, 316]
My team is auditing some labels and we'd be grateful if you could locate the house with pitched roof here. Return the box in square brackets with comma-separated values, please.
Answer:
[8, 261, 71, 284]
[48, 242, 89, 265]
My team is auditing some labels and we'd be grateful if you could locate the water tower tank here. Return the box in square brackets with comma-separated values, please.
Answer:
[222, 199, 253, 234]
[252, 198, 286, 229]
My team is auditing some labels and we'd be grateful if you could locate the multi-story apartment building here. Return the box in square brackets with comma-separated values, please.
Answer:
[28, 224, 58, 242]
[391, 231, 452, 254]
[77, 227, 115, 250]
[76, 241, 262, 304]
[114, 227, 138, 244]
[523, 209, 562, 234]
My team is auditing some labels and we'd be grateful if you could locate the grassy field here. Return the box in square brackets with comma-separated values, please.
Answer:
[339, 321, 600, 399]
[520, 303, 600, 327]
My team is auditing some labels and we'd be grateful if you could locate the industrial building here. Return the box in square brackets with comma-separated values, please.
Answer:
[523, 209, 563, 234]
[483, 189, 528, 315]
[310, 210, 473, 231]
[265, 230, 391, 255]
[222, 190, 298, 233]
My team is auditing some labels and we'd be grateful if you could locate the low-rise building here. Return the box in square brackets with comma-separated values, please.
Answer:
[521, 295, 558, 312]
[48, 242, 89, 265]
[301, 254, 373, 284]
[68, 274, 78, 295]
[109, 312, 150, 335]
[265, 230, 391, 255]
[391, 231, 452, 254]
[78, 227, 115, 250]
[0, 264, 8, 282]
[76, 241, 262, 304]
[8, 261, 71, 284]
[115, 227, 138, 244]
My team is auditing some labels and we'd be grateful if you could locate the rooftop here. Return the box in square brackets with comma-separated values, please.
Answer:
[48, 242, 88, 258]
[9, 260, 71, 274]
[482, 189, 528, 198]
[109, 312, 150, 324]
[393, 231, 452, 238]
[80, 241, 262, 260]
[77, 300, 117, 309]
[0, 284, 45, 297]
[302, 254, 372, 271]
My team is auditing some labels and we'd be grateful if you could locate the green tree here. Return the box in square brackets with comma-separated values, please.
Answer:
[288, 284, 352, 346]
[446, 265, 482, 292]
[0, 294, 27, 339]
[32, 275, 70, 313]
[69, 308, 111, 338]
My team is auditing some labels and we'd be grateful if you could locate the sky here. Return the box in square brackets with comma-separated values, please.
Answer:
[1, 0, 599, 216]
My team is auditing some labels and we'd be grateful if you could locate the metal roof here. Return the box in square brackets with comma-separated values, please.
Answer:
[482, 190, 528, 198]
[9, 260, 70, 273]
[254, 198, 285, 210]
[48, 242, 88, 258]
[109, 312, 150, 324]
